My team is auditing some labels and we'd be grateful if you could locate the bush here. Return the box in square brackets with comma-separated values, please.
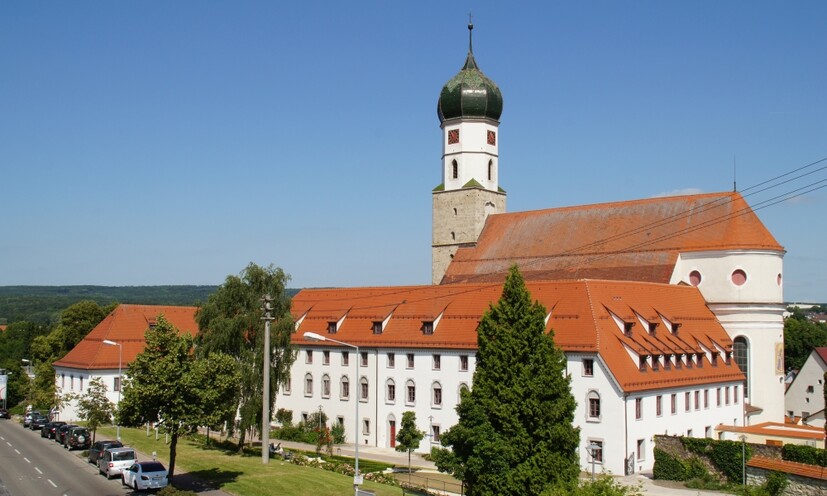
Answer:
[275, 408, 293, 426]
[681, 437, 749, 482]
[330, 421, 345, 444]
[763, 471, 788, 496]
[653, 448, 687, 481]
[782, 444, 826, 467]
[542, 475, 644, 495]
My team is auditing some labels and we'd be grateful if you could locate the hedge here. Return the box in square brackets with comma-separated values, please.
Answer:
[781, 444, 827, 467]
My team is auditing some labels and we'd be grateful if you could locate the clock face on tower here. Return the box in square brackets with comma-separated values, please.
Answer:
[487, 130, 496, 146]
[448, 129, 460, 145]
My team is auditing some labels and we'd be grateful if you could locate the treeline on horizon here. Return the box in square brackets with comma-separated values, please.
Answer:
[0, 285, 301, 324]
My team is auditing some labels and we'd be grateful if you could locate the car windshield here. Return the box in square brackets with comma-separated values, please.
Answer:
[113, 451, 135, 461]
[141, 462, 166, 472]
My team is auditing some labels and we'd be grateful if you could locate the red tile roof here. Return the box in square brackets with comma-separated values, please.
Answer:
[719, 422, 826, 441]
[441, 192, 783, 284]
[747, 456, 827, 481]
[52, 304, 198, 370]
[815, 347, 827, 364]
[293, 279, 744, 393]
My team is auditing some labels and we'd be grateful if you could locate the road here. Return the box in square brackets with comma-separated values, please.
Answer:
[0, 419, 133, 496]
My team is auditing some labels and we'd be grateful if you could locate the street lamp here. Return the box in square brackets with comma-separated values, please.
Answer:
[102, 339, 122, 440]
[303, 331, 362, 495]
[586, 443, 601, 481]
[261, 295, 275, 465]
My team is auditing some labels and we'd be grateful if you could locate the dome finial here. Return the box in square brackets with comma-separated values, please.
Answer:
[468, 12, 474, 53]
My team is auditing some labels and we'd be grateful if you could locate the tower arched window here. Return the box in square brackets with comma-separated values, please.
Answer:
[733, 337, 749, 398]
[452, 160, 458, 179]
[488, 160, 493, 180]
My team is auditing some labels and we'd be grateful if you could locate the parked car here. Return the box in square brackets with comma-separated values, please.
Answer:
[0, 408, 10, 419]
[30, 414, 49, 431]
[88, 439, 123, 465]
[41, 421, 66, 439]
[55, 423, 78, 444]
[23, 410, 41, 428]
[121, 461, 168, 491]
[99, 447, 137, 479]
[64, 426, 91, 450]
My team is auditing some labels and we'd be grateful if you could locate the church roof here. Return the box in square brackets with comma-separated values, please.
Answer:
[52, 304, 198, 371]
[441, 191, 783, 284]
[292, 279, 743, 393]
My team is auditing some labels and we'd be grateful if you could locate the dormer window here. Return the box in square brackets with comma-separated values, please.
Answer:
[624, 322, 635, 337]
[671, 322, 681, 334]
[327, 322, 337, 334]
[711, 352, 719, 367]
[664, 354, 672, 370]
[422, 321, 434, 335]
[652, 355, 660, 371]
[148, 319, 158, 330]
[372, 321, 383, 335]
[696, 353, 704, 368]
[725, 351, 732, 365]
[649, 322, 658, 335]
[675, 354, 683, 369]
[639, 355, 647, 372]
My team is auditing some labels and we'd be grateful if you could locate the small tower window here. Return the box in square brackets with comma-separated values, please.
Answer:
[488, 160, 493, 180]
[452, 160, 458, 179]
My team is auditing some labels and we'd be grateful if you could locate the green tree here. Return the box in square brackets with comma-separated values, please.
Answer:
[71, 376, 114, 443]
[434, 266, 580, 496]
[784, 316, 827, 370]
[194, 263, 295, 451]
[395, 411, 425, 479]
[119, 315, 239, 483]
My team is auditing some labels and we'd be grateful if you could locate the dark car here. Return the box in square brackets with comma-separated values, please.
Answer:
[41, 421, 66, 439]
[0, 408, 10, 419]
[65, 426, 91, 450]
[55, 423, 78, 444]
[88, 439, 123, 465]
[30, 414, 49, 431]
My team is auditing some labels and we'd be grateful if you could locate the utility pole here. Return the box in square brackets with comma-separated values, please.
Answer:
[261, 294, 274, 464]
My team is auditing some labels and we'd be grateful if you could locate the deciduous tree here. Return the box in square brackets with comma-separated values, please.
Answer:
[194, 263, 295, 451]
[434, 266, 580, 495]
[71, 376, 114, 443]
[395, 411, 425, 479]
[119, 316, 238, 483]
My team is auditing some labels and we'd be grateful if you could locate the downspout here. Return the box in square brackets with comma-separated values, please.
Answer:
[375, 348, 379, 447]
[624, 392, 629, 475]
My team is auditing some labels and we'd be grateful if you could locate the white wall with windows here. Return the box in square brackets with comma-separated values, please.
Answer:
[54, 366, 122, 422]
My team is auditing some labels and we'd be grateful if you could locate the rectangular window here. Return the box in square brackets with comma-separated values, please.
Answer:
[422, 321, 434, 335]
[705, 426, 712, 438]
[725, 387, 730, 405]
[387, 353, 395, 368]
[695, 391, 700, 410]
[589, 440, 603, 463]
[656, 395, 663, 417]
[671, 394, 677, 415]
[433, 386, 442, 406]
[589, 397, 601, 419]
[79, 376, 84, 391]
[407, 384, 416, 404]
[432, 425, 441, 443]
[322, 377, 331, 398]
[342, 351, 349, 366]
[687, 429, 693, 437]
[337, 416, 344, 427]
[433, 354, 441, 370]
[327, 322, 337, 334]
[704, 389, 709, 409]
[387, 383, 395, 402]
[583, 358, 594, 376]
[284, 378, 291, 395]
[114, 376, 121, 392]
[70, 376, 74, 390]
[305, 377, 313, 396]
[717, 388, 721, 406]
[635, 398, 642, 420]
[806, 385, 814, 393]
[323, 350, 330, 365]
[302, 413, 309, 422]
[306, 350, 313, 364]
[734, 385, 739, 403]
[637, 439, 645, 461]
[407, 353, 415, 369]
[363, 419, 370, 435]
[372, 321, 382, 334]
[361, 351, 368, 367]
[685, 392, 691, 412]
[341, 380, 350, 399]
[460, 355, 468, 371]
[361, 381, 369, 401]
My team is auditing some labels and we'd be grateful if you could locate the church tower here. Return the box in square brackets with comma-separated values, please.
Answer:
[432, 22, 506, 284]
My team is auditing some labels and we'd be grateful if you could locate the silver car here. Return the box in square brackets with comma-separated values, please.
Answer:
[98, 447, 137, 479]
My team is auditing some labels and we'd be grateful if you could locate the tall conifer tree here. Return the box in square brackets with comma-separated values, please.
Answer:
[435, 266, 580, 495]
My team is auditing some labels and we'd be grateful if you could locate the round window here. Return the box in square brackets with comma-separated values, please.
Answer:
[731, 269, 747, 286]
[689, 270, 702, 287]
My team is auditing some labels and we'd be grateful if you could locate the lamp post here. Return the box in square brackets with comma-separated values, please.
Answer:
[303, 332, 362, 495]
[261, 295, 275, 464]
[586, 443, 601, 481]
[102, 339, 122, 440]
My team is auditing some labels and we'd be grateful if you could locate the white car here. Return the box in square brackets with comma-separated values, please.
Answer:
[121, 461, 168, 491]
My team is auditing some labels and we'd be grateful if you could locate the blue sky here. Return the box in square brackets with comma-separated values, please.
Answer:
[1, 2, 825, 302]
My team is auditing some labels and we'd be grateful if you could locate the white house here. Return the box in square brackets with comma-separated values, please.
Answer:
[784, 347, 827, 428]
[277, 279, 745, 475]
[52, 304, 199, 422]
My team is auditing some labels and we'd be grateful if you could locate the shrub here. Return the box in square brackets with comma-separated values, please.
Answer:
[653, 448, 687, 481]
[330, 421, 345, 444]
[782, 444, 826, 467]
[681, 437, 749, 482]
[542, 475, 644, 495]
[275, 408, 293, 426]
[763, 471, 788, 496]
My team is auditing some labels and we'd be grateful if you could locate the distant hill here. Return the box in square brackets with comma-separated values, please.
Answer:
[0, 286, 300, 324]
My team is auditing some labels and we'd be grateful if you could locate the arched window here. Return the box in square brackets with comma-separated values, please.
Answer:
[406, 380, 416, 406]
[432, 381, 443, 407]
[733, 337, 749, 398]
[452, 160, 458, 179]
[304, 373, 313, 397]
[340, 376, 350, 399]
[488, 159, 493, 180]
[360, 377, 369, 402]
[386, 379, 396, 403]
[321, 374, 331, 398]
[587, 390, 601, 421]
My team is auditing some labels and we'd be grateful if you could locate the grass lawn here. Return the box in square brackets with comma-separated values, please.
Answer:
[94, 426, 401, 496]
